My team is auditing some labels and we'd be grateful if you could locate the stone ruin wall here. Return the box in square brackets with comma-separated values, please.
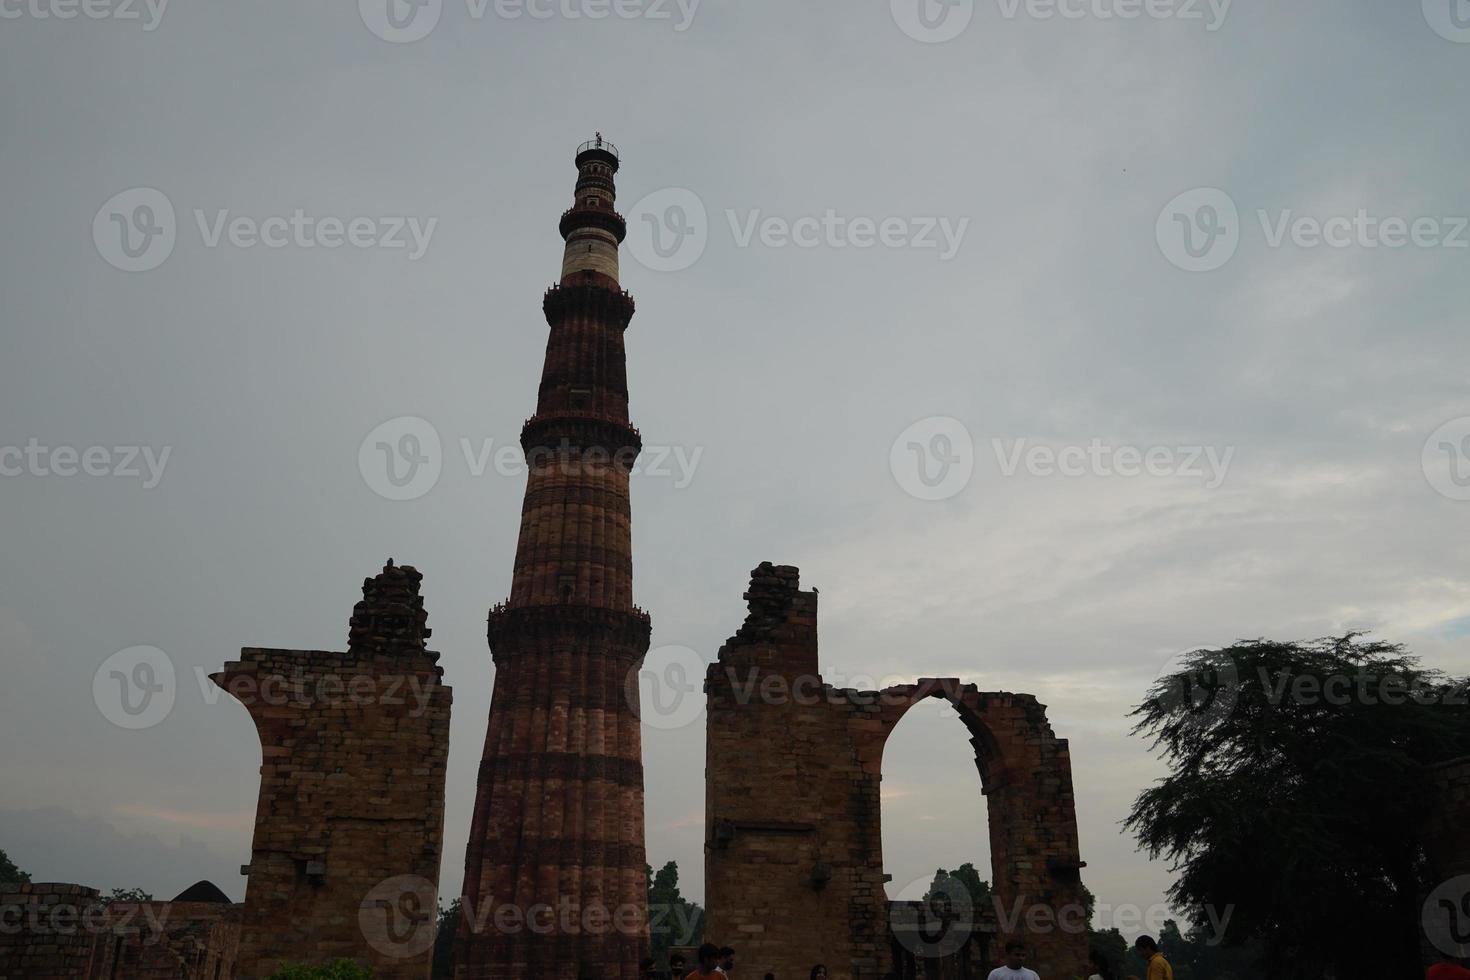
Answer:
[212, 561, 453, 980]
[704, 563, 1089, 980]
[87, 899, 241, 980]
[0, 883, 104, 980]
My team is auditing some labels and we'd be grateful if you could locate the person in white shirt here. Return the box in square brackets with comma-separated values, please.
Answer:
[987, 940, 1042, 980]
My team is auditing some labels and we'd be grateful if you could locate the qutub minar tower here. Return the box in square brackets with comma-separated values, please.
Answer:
[457, 136, 652, 980]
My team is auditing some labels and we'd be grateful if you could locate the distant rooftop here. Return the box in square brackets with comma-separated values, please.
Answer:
[171, 880, 232, 904]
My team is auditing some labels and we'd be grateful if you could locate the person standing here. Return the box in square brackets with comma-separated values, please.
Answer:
[1427, 952, 1470, 980]
[987, 940, 1041, 980]
[717, 946, 735, 976]
[684, 943, 724, 980]
[1124, 935, 1172, 980]
[1087, 949, 1116, 980]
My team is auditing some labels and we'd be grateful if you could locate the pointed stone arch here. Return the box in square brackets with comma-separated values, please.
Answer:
[705, 567, 1088, 980]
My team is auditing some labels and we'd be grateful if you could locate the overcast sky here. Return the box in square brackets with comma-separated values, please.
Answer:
[2, 0, 1469, 943]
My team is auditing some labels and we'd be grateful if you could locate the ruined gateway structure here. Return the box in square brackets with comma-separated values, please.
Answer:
[706, 564, 1090, 980]
[213, 561, 453, 979]
[204, 139, 1087, 980]
[0, 139, 1094, 980]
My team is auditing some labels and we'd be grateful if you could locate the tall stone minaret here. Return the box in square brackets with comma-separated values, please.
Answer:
[458, 136, 651, 980]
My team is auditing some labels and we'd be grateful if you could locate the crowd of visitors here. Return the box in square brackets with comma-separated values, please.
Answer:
[635, 932, 1469, 980]
[635, 936, 1162, 980]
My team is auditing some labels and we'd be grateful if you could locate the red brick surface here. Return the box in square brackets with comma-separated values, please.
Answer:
[213, 561, 452, 980]
[0, 883, 104, 979]
[457, 140, 650, 980]
[705, 564, 1089, 980]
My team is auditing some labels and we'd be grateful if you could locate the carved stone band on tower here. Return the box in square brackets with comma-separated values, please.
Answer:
[456, 137, 652, 980]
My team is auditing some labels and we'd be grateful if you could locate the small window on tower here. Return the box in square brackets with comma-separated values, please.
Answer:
[586, 196, 597, 207]
[557, 573, 576, 600]
[569, 386, 591, 411]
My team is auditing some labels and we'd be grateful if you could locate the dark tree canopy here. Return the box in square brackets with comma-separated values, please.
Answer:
[647, 860, 704, 962]
[923, 863, 991, 909]
[0, 848, 29, 884]
[105, 887, 154, 903]
[432, 897, 461, 980]
[1127, 634, 1470, 980]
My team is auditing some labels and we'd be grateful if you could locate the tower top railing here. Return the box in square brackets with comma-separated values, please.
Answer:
[576, 134, 619, 160]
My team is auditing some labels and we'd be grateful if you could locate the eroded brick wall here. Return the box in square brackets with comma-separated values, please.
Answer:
[213, 561, 453, 980]
[705, 564, 1089, 980]
[87, 900, 240, 979]
[0, 883, 101, 979]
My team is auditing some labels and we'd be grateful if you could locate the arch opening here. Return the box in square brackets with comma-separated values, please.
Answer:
[879, 691, 998, 980]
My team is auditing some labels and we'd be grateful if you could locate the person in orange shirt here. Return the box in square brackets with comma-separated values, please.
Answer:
[1123, 935, 1173, 980]
[1427, 951, 1470, 980]
[685, 943, 725, 980]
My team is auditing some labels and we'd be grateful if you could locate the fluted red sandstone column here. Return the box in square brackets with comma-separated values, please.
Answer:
[457, 136, 651, 980]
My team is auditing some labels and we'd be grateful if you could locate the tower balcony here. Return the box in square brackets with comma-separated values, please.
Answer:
[559, 206, 627, 244]
[519, 412, 643, 463]
[543, 280, 636, 325]
[575, 136, 620, 171]
[486, 602, 652, 660]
